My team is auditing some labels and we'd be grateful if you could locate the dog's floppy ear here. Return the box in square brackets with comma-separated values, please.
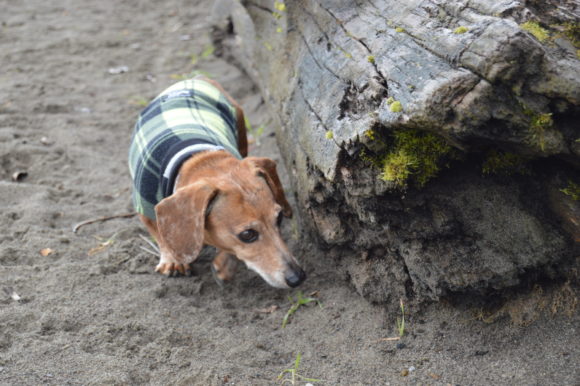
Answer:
[245, 157, 293, 218]
[155, 182, 218, 262]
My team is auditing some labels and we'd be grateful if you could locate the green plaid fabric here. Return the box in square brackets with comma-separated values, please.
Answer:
[128, 78, 242, 220]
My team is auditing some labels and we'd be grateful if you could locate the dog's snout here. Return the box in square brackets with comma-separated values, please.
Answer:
[284, 266, 306, 288]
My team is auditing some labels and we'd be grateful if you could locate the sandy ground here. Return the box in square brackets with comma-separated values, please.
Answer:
[0, 0, 578, 385]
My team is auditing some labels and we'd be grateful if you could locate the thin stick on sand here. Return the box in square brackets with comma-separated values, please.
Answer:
[139, 246, 159, 256]
[72, 212, 137, 233]
[138, 234, 160, 253]
[377, 337, 401, 342]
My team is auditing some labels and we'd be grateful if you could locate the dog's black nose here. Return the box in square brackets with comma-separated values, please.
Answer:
[285, 267, 306, 288]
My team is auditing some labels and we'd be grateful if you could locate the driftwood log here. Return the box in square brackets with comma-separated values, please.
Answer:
[211, 0, 580, 304]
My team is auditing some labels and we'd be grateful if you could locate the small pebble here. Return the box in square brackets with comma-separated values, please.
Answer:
[10, 291, 21, 302]
[401, 369, 409, 376]
[11, 171, 27, 182]
[75, 107, 91, 113]
[108, 65, 129, 75]
[396, 342, 406, 349]
[408, 366, 416, 372]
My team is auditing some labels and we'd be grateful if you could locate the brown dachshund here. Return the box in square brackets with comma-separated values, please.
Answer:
[129, 77, 305, 288]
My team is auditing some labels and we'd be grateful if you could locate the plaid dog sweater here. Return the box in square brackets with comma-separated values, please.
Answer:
[128, 78, 242, 220]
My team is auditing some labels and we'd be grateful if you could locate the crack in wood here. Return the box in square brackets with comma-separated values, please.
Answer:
[297, 29, 342, 81]
[245, 1, 273, 14]
[299, 84, 343, 149]
[316, 1, 389, 88]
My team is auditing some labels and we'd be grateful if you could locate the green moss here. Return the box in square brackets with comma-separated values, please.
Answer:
[482, 150, 529, 175]
[528, 112, 553, 152]
[520, 102, 554, 152]
[395, 27, 405, 33]
[325, 131, 334, 140]
[531, 112, 553, 128]
[359, 148, 382, 168]
[561, 22, 580, 47]
[386, 97, 395, 105]
[367, 55, 375, 64]
[364, 129, 376, 140]
[520, 21, 550, 42]
[454, 26, 468, 34]
[201, 45, 215, 58]
[381, 129, 455, 187]
[360, 128, 457, 188]
[336, 46, 353, 59]
[390, 101, 403, 112]
[381, 150, 414, 185]
[561, 180, 580, 201]
[263, 41, 273, 51]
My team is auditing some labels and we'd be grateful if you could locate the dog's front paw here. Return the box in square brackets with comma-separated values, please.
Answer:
[210, 264, 225, 288]
[211, 252, 238, 286]
[155, 262, 192, 277]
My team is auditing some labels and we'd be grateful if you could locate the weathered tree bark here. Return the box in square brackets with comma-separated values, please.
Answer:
[212, 0, 580, 304]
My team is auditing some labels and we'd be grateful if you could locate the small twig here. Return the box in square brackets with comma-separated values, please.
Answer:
[139, 234, 159, 252]
[72, 212, 137, 233]
[139, 246, 159, 256]
[377, 337, 400, 342]
[255, 305, 279, 314]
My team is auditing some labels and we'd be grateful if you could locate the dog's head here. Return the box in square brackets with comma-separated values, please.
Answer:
[155, 156, 305, 288]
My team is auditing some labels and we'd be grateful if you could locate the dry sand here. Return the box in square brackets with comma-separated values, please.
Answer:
[0, 0, 578, 385]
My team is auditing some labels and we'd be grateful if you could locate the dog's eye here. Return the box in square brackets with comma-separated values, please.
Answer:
[238, 229, 259, 243]
[276, 211, 284, 227]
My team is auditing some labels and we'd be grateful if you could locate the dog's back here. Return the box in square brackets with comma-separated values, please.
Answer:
[128, 78, 242, 220]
